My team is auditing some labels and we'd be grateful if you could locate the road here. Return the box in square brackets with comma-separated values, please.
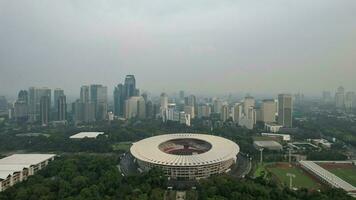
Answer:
[119, 152, 139, 176]
[228, 153, 251, 178]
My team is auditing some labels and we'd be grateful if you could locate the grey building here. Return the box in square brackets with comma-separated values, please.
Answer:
[124, 75, 137, 98]
[90, 84, 108, 121]
[278, 94, 293, 128]
[57, 95, 67, 121]
[53, 89, 64, 110]
[28, 87, 51, 122]
[40, 95, 50, 126]
[113, 84, 125, 117]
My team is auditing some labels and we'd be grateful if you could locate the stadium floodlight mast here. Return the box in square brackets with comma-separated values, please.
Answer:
[288, 148, 292, 166]
[286, 173, 296, 189]
[259, 148, 264, 163]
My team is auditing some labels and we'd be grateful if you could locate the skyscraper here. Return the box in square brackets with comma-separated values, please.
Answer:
[124, 75, 137, 98]
[184, 105, 195, 119]
[198, 104, 211, 118]
[322, 91, 332, 104]
[57, 95, 67, 121]
[0, 96, 8, 112]
[243, 96, 255, 117]
[345, 91, 355, 111]
[53, 88, 64, 110]
[28, 87, 51, 122]
[80, 86, 90, 103]
[40, 95, 50, 126]
[220, 104, 229, 122]
[75, 85, 95, 123]
[160, 93, 169, 121]
[261, 99, 276, 123]
[278, 94, 293, 128]
[179, 90, 185, 102]
[185, 95, 197, 117]
[124, 96, 146, 119]
[14, 90, 29, 122]
[18, 90, 28, 104]
[90, 84, 108, 120]
[213, 99, 223, 114]
[335, 86, 345, 109]
[232, 103, 242, 122]
[113, 84, 125, 116]
[145, 100, 154, 119]
[114, 75, 141, 117]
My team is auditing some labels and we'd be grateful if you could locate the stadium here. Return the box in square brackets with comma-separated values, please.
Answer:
[130, 133, 239, 180]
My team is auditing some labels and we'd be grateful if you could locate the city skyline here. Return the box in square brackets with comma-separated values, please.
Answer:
[0, 0, 356, 97]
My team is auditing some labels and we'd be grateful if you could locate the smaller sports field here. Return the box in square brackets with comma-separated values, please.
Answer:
[318, 163, 356, 187]
[266, 162, 321, 189]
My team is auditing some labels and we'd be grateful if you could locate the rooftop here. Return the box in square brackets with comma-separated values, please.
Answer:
[130, 133, 239, 166]
[0, 154, 56, 180]
[254, 140, 283, 148]
[69, 132, 104, 139]
[0, 154, 56, 166]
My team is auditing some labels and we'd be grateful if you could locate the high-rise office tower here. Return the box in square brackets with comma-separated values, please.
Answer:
[57, 95, 67, 121]
[80, 86, 90, 103]
[18, 90, 28, 104]
[322, 91, 332, 104]
[13, 90, 29, 122]
[220, 104, 229, 122]
[145, 100, 154, 119]
[124, 75, 137, 98]
[14, 101, 28, 121]
[76, 85, 95, 123]
[90, 84, 108, 120]
[278, 94, 293, 128]
[160, 93, 169, 121]
[167, 103, 176, 121]
[232, 103, 242, 122]
[141, 93, 148, 102]
[294, 93, 304, 106]
[335, 86, 345, 109]
[124, 96, 146, 119]
[179, 112, 191, 126]
[243, 96, 255, 117]
[73, 99, 95, 123]
[53, 88, 64, 109]
[113, 84, 125, 117]
[261, 99, 276, 123]
[40, 95, 50, 126]
[345, 91, 355, 110]
[179, 90, 185, 102]
[184, 105, 195, 119]
[238, 106, 256, 130]
[28, 87, 51, 122]
[213, 99, 223, 114]
[0, 96, 8, 112]
[198, 104, 211, 118]
[185, 95, 197, 116]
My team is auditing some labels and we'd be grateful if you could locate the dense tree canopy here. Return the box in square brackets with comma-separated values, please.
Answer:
[0, 155, 166, 200]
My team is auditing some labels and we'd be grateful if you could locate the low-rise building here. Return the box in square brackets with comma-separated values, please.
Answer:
[0, 154, 56, 191]
[253, 140, 283, 151]
[261, 133, 291, 141]
[69, 132, 105, 139]
[310, 139, 332, 148]
[265, 122, 283, 133]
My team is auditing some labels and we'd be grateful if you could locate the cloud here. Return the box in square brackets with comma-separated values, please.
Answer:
[0, 0, 355, 98]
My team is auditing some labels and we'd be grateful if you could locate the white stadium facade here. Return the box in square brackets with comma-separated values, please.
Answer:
[130, 133, 239, 180]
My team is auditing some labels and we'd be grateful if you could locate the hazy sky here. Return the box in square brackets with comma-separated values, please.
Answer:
[0, 0, 355, 98]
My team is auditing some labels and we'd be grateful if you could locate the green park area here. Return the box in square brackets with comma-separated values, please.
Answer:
[112, 141, 132, 151]
[328, 167, 356, 187]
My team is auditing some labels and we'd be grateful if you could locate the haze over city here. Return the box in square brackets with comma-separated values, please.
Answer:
[0, 0, 355, 97]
